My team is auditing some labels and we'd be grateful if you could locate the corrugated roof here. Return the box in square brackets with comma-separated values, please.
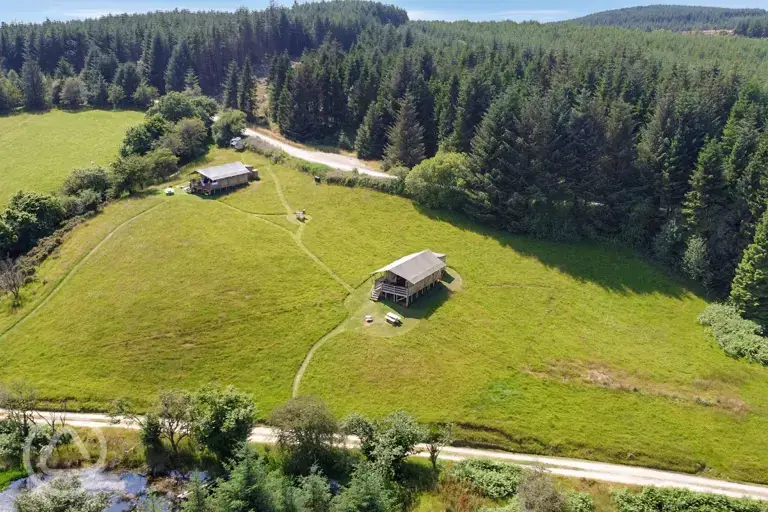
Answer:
[196, 162, 252, 181]
[373, 250, 446, 284]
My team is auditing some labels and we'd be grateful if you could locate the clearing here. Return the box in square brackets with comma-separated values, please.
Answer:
[3, 150, 768, 484]
[0, 109, 143, 206]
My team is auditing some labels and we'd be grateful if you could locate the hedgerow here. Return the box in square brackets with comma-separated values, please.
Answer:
[449, 459, 524, 500]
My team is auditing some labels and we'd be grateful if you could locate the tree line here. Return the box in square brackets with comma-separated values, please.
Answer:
[570, 5, 768, 33]
[0, 1, 407, 115]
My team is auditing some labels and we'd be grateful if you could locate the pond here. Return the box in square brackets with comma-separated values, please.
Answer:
[0, 468, 173, 511]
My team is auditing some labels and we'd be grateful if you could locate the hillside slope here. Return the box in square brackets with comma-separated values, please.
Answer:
[569, 5, 767, 32]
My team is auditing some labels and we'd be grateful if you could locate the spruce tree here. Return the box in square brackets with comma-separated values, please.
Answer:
[466, 88, 526, 227]
[355, 101, 386, 159]
[184, 69, 202, 96]
[222, 61, 239, 110]
[141, 31, 169, 92]
[384, 93, 425, 169]
[165, 40, 192, 93]
[21, 60, 46, 111]
[683, 138, 726, 237]
[731, 210, 768, 327]
[238, 59, 255, 119]
[114, 61, 141, 99]
[268, 52, 290, 122]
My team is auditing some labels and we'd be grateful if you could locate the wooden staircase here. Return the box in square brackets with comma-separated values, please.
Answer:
[370, 281, 384, 301]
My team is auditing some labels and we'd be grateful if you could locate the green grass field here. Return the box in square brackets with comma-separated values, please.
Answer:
[0, 109, 143, 206]
[2, 150, 768, 483]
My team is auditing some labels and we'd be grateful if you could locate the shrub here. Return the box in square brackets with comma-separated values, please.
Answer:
[683, 235, 709, 282]
[61, 167, 111, 197]
[120, 114, 171, 157]
[14, 474, 110, 512]
[132, 81, 159, 109]
[246, 137, 288, 163]
[449, 459, 524, 500]
[160, 117, 209, 164]
[612, 487, 767, 512]
[212, 109, 247, 147]
[405, 152, 469, 210]
[516, 469, 566, 512]
[2, 192, 65, 255]
[144, 148, 179, 182]
[566, 492, 595, 512]
[698, 304, 768, 365]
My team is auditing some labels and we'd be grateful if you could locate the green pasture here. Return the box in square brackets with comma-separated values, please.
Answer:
[2, 151, 768, 483]
[0, 109, 144, 206]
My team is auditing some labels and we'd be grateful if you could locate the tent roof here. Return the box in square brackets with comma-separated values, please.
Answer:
[196, 162, 252, 181]
[373, 250, 446, 284]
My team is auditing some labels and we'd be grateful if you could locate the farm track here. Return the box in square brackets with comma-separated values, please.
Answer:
[0, 202, 166, 341]
[10, 410, 768, 501]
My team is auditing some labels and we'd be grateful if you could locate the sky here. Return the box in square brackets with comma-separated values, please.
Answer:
[1, 0, 768, 24]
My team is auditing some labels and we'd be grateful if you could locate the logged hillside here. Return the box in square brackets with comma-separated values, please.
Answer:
[569, 5, 768, 33]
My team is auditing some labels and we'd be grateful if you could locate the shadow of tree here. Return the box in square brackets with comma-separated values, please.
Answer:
[412, 205, 702, 300]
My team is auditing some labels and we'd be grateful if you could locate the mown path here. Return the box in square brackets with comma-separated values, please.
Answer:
[0, 202, 166, 340]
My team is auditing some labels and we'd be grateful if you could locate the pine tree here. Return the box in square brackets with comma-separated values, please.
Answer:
[277, 64, 317, 141]
[85, 69, 109, 108]
[465, 88, 527, 228]
[222, 61, 239, 110]
[355, 101, 386, 159]
[165, 40, 192, 93]
[450, 72, 491, 153]
[731, 210, 768, 327]
[184, 69, 202, 96]
[384, 93, 425, 169]
[181, 477, 212, 512]
[238, 59, 255, 119]
[437, 74, 460, 143]
[141, 31, 170, 93]
[21, 60, 46, 110]
[54, 57, 75, 80]
[683, 138, 726, 237]
[268, 52, 290, 122]
[114, 61, 141, 99]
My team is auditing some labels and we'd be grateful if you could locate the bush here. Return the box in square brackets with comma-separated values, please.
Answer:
[14, 474, 110, 512]
[698, 303, 768, 365]
[246, 137, 288, 163]
[516, 469, 566, 512]
[405, 152, 469, 210]
[61, 167, 111, 197]
[212, 109, 247, 147]
[612, 487, 767, 512]
[160, 117, 209, 164]
[1, 192, 65, 255]
[449, 459, 524, 500]
[120, 114, 171, 157]
[145, 148, 179, 182]
[132, 81, 159, 109]
[567, 492, 596, 512]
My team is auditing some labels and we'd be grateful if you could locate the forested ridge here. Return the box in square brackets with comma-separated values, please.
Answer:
[570, 5, 768, 35]
[2, 1, 768, 328]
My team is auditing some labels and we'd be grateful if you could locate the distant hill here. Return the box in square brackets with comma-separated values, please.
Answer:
[569, 5, 768, 36]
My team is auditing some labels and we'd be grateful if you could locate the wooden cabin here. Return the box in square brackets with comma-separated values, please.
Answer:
[371, 250, 446, 307]
[189, 162, 256, 195]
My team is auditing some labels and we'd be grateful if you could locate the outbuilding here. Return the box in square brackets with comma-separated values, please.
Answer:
[189, 162, 256, 195]
[370, 250, 446, 307]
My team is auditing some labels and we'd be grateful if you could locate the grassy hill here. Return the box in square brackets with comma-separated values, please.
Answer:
[2, 150, 768, 483]
[0, 109, 143, 206]
[569, 5, 767, 32]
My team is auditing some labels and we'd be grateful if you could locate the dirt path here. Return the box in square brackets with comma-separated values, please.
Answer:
[244, 128, 395, 179]
[14, 410, 768, 501]
[0, 202, 166, 340]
